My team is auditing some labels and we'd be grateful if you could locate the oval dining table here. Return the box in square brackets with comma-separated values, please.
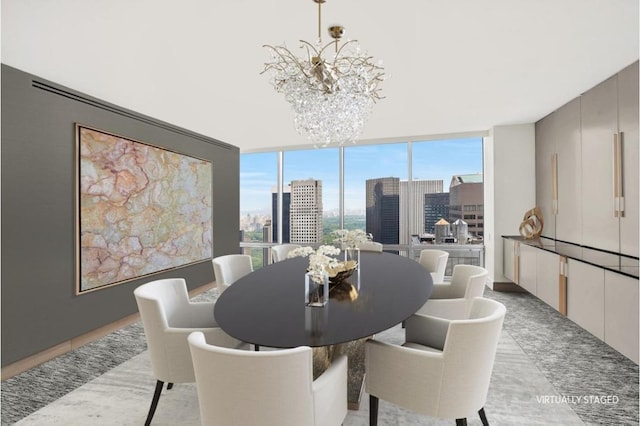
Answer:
[214, 251, 433, 349]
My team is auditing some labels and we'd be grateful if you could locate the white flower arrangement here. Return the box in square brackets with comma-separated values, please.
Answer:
[331, 229, 372, 248]
[288, 245, 341, 283]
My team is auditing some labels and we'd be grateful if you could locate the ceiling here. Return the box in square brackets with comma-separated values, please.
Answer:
[2, 0, 638, 152]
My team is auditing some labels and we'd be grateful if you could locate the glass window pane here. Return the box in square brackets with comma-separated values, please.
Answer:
[283, 148, 339, 245]
[411, 137, 484, 243]
[343, 143, 408, 244]
[240, 152, 277, 243]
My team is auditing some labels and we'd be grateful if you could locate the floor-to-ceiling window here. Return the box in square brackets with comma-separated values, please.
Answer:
[283, 148, 339, 245]
[239, 136, 484, 269]
[344, 143, 407, 248]
[239, 152, 277, 269]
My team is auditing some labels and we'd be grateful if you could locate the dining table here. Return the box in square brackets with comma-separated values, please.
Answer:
[214, 250, 433, 349]
[214, 250, 433, 409]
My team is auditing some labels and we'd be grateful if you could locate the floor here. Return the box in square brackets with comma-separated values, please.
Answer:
[1, 288, 638, 425]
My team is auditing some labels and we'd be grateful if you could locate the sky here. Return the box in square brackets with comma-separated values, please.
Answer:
[240, 137, 483, 214]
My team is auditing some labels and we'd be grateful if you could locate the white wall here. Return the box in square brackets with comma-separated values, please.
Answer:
[483, 124, 536, 287]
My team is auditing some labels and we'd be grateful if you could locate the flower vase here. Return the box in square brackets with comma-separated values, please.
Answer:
[344, 247, 360, 267]
[305, 271, 329, 307]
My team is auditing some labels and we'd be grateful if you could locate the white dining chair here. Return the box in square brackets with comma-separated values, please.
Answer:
[418, 249, 449, 284]
[358, 241, 383, 252]
[134, 278, 246, 426]
[271, 243, 302, 262]
[188, 331, 348, 426]
[417, 264, 489, 319]
[212, 254, 253, 294]
[366, 297, 506, 426]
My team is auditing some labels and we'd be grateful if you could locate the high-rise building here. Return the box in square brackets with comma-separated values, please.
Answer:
[449, 173, 484, 237]
[271, 185, 291, 243]
[366, 177, 400, 244]
[399, 179, 443, 244]
[289, 179, 323, 243]
[424, 192, 450, 234]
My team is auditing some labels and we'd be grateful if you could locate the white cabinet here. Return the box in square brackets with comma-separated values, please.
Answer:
[503, 238, 518, 283]
[604, 271, 639, 363]
[536, 61, 638, 257]
[567, 260, 605, 340]
[618, 62, 639, 257]
[518, 243, 537, 295]
[535, 115, 556, 239]
[580, 62, 638, 256]
[580, 76, 619, 253]
[554, 99, 582, 244]
[536, 249, 560, 311]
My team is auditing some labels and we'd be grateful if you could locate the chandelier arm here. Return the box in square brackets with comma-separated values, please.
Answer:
[298, 40, 322, 57]
[327, 39, 360, 67]
[262, 44, 316, 79]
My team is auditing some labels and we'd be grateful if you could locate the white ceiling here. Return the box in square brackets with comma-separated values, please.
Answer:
[2, 0, 638, 152]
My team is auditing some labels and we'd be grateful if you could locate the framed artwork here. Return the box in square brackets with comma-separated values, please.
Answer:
[76, 124, 213, 294]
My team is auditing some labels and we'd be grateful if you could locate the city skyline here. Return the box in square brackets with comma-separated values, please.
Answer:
[240, 137, 483, 215]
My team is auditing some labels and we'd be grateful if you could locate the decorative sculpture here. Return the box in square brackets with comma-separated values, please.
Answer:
[519, 207, 544, 239]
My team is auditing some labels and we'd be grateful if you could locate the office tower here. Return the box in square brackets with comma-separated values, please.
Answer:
[399, 179, 444, 244]
[271, 185, 291, 243]
[449, 174, 484, 237]
[366, 177, 400, 244]
[289, 179, 323, 243]
[424, 192, 450, 234]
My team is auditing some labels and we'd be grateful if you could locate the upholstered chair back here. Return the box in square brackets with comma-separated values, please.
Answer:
[188, 332, 348, 426]
[272, 244, 302, 263]
[435, 297, 506, 418]
[448, 264, 488, 299]
[418, 249, 449, 284]
[358, 241, 383, 252]
[134, 278, 203, 383]
[212, 254, 253, 294]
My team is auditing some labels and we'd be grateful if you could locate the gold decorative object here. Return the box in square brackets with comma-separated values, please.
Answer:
[326, 260, 358, 285]
[519, 207, 544, 239]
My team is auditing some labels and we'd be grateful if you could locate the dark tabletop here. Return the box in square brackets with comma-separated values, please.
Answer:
[214, 251, 433, 348]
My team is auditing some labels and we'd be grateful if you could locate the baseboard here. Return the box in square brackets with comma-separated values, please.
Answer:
[493, 281, 526, 292]
[1, 282, 215, 381]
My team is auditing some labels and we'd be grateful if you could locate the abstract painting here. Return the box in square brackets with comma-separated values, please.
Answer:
[76, 125, 213, 293]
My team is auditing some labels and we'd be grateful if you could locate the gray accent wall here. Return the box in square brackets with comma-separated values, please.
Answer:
[1, 64, 240, 365]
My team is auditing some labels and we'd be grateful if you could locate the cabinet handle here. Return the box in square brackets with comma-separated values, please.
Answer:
[613, 133, 620, 217]
[559, 256, 568, 316]
[551, 153, 558, 215]
[617, 132, 624, 217]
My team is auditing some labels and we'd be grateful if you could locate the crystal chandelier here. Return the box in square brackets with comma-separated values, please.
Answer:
[261, 0, 385, 147]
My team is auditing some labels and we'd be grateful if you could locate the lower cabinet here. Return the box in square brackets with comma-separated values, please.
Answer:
[604, 271, 639, 363]
[502, 237, 639, 364]
[518, 243, 537, 295]
[536, 250, 560, 311]
[566, 260, 605, 340]
[503, 238, 517, 283]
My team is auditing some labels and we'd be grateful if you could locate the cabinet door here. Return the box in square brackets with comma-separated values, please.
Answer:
[604, 271, 639, 363]
[518, 244, 537, 295]
[535, 115, 556, 239]
[618, 62, 639, 257]
[503, 239, 516, 282]
[536, 250, 560, 311]
[581, 76, 619, 252]
[555, 98, 582, 244]
[567, 260, 605, 339]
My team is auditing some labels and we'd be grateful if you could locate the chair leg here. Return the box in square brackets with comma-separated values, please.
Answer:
[167, 383, 174, 390]
[478, 407, 489, 425]
[145, 380, 164, 426]
[455, 418, 468, 426]
[369, 395, 379, 426]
